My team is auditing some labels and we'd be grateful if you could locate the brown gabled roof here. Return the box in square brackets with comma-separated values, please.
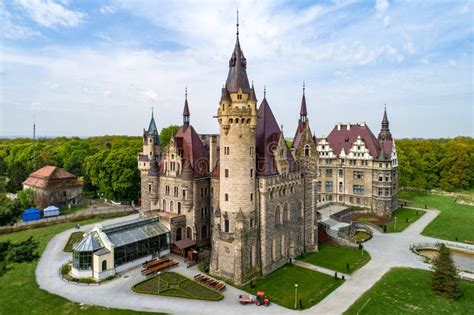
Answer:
[174, 125, 209, 176]
[256, 97, 297, 176]
[22, 166, 81, 190]
[292, 123, 305, 149]
[326, 124, 382, 158]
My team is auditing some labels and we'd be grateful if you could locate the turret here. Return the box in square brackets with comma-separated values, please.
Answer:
[299, 81, 308, 124]
[378, 106, 392, 141]
[183, 87, 190, 126]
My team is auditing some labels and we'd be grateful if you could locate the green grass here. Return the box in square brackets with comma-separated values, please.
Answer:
[344, 267, 474, 315]
[133, 272, 223, 301]
[242, 264, 343, 310]
[298, 243, 371, 274]
[399, 191, 474, 242]
[61, 205, 88, 215]
[63, 231, 85, 252]
[0, 217, 157, 314]
[386, 208, 425, 233]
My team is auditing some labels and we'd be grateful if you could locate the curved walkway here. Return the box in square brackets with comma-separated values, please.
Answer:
[36, 208, 474, 315]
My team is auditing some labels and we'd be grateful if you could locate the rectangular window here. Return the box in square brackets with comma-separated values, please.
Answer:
[326, 169, 333, 177]
[338, 169, 343, 177]
[353, 185, 364, 194]
[385, 173, 390, 181]
[225, 169, 229, 177]
[353, 171, 364, 180]
[224, 219, 229, 232]
[315, 181, 321, 192]
[338, 182, 343, 193]
[250, 169, 253, 177]
[148, 184, 152, 193]
[225, 193, 228, 201]
[385, 188, 390, 196]
[250, 193, 253, 201]
[224, 147, 230, 155]
[325, 181, 333, 192]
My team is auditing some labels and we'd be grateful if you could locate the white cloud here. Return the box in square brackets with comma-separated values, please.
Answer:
[375, 0, 389, 18]
[0, 2, 41, 38]
[15, 0, 85, 28]
[383, 15, 390, 28]
[100, 5, 116, 15]
[448, 59, 456, 66]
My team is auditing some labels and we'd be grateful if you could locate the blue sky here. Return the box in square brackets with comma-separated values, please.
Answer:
[0, 0, 472, 138]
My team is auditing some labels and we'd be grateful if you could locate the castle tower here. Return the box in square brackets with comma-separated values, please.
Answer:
[291, 83, 318, 252]
[138, 110, 161, 213]
[378, 106, 392, 141]
[210, 15, 259, 285]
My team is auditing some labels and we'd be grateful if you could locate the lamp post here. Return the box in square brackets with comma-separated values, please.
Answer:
[157, 271, 162, 293]
[294, 284, 298, 309]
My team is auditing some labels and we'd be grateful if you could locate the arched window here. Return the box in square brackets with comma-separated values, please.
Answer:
[304, 145, 310, 157]
[177, 202, 181, 214]
[283, 203, 289, 222]
[170, 201, 174, 211]
[201, 225, 207, 239]
[102, 260, 107, 271]
[187, 227, 192, 239]
[176, 227, 182, 241]
[162, 199, 166, 211]
[225, 193, 229, 201]
[275, 206, 281, 224]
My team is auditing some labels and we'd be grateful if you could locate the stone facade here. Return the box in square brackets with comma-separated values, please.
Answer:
[138, 25, 397, 286]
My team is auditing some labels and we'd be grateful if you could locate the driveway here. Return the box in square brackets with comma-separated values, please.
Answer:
[36, 208, 474, 315]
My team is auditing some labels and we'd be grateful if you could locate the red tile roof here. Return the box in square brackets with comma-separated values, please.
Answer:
[174, 125, 209, 176]
[256, 98, 297, 175]
[326, 124, 384, 158]
[22, 166, 82, 189]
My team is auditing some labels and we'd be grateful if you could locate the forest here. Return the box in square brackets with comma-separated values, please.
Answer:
[0, 130, 472, 215]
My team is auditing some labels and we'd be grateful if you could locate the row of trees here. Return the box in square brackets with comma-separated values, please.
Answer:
[0, 126, 181, 206]
[396, 137, 474, 191]
[0, 134, 472, 207]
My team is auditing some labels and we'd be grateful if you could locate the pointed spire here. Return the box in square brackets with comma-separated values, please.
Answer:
[378, 105, 392, 141]
[249, 81, 257, 102]
[264, 85, 266, 99]
[225, 11, 251, 94]
[300, 81, 308, 122]
[147, 108, 160, 144]
[183, 87, 190, 126]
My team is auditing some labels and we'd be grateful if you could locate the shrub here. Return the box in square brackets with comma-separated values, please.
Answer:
[79, 278, 95, 284]
[61, 264, 71, 275]
[431, 244, 462, 299]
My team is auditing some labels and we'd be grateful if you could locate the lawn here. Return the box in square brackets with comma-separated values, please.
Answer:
[399, 191, 474, 242]
[242, 264, 343, 310]
[351, 231, 372, 243]
[385, 207, 425, 233]
[63, 231, 85, 252]
[60, 205, 88, 215]
[133, 272, 223, 301]
[0, 217, 156, 315]
[344, 267, 474, 315]
[298, 243, 371, 274]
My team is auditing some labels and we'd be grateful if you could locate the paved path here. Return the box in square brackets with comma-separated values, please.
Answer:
[36, 208, 474, 315]
[293, 260, 351, 279]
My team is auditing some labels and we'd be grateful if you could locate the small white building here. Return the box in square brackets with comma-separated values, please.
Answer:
[71, 217, 170, 281]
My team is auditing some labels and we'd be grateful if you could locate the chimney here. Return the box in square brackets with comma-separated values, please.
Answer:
[337, 123, 341, 131]
[209, 135, 218, 172]
[347, 124, 350, 130]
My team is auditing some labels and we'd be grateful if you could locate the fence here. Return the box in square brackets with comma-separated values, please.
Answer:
[0, 206, 136, 234]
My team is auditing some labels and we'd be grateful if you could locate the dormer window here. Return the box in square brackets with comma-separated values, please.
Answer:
[304, 145, 310, 157]
[237, 94, 242, 100]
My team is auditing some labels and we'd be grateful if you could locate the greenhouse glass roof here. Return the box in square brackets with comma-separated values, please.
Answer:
[102, 217, 169, 247]
[73, 231, 104, 252]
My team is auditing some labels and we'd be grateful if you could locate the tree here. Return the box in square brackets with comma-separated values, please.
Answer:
[431, 243, 462, 299]
[439, 142, 472, 191]
[6, 161, 29, 193]
[17, 189, 35, 209]
[160, 125, 180, 148]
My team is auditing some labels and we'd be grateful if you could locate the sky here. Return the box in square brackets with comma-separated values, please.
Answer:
[0, 0, 472, 139]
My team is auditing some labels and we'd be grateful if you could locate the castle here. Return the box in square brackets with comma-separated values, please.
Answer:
[138, 23, 398, 285]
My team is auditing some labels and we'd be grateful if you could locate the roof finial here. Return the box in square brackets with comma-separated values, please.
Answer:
[151, 106, 154, 118]
[264, 85, 266, 98]
[236, 8, 239, 38]
[303, 80, 305, 95]
[185, 86, 188, 100]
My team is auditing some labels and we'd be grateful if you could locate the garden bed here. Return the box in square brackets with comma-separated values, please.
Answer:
[133, 272, 223, 301]
[63, 232, 84, 252]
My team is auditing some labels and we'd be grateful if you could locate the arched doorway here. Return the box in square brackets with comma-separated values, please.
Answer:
[186, 227, 192, 239]
[201, 225, 207, 239]
[176, 227, 182, 241]
[102, 260, 107, 271]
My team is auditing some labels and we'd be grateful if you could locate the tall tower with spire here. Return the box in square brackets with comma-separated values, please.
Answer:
[210, 12, 260, 285]
[378, 106, 392, 141]
[138, 110, 161, 213]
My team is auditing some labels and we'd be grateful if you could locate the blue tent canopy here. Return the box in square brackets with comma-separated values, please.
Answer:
[22, 208, 41, 222]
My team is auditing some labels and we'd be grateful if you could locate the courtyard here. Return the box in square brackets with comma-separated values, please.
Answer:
[0, 193, 468, 315]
